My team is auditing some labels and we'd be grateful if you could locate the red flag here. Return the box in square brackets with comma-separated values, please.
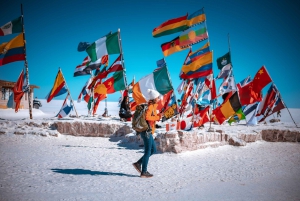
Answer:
[13, 70, 25, 112]
[252, 66, 272, 93]
[106, 54, 123, 74]
[92, 94, 107, 115]
[193, 106, 210, 127]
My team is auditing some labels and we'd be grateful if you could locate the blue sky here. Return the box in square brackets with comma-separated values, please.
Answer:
[1, 0, 300, 108]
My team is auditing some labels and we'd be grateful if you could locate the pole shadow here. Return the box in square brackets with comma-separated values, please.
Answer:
[51, 168, 138, 177]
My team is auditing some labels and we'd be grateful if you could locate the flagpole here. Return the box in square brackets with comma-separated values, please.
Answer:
[59, 68, 79, 118]
[21, 4, 32, 119]
[117, 29, 128, 87]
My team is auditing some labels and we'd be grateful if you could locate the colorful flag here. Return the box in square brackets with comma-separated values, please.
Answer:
[180, 115, 193, 131]
[216, 52, 231, 70]
[78, 78, 92, 103]
[186, 8, 206, 27]
[236, 75, 251, 88]
[13, 69, 25, 112]
[179, 23, 208, 47]
[252, 66, 272, 93]
[247, 102, 260, 126]
[213, 92, 241, 124]
[152, 14, 188, 38]
[86, 31, 120, 62]
[0, 33, 25, 66]
[243, 102, 259, 116]
[46, 70, 68, 102]
[0, 16, 22, 36]
[193, 106, 210, 127]
[180, 51, 212, 74]
[180, 63, 212, 79]
[185, 42, 210, 64]
[56, 95, 73, 119]
[218, 70, 237, 95]
[256, 84, 278, 117]
[92, 94, 107, 115]
[106, 54, 123, 74]
[228, 108, 246, 125]
[162, 92, 178, 121]
[238, 66, 272, 106]
[94, 70, 126, 95]
[132, 66, 173, 104]
[161, 36, 188, 57]
[73, 56, 91, 77]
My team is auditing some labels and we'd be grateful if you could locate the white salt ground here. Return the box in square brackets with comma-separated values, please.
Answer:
[0, 100, 300, 201]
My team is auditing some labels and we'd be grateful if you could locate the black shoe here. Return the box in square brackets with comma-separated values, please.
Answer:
[132, 162, 141, 173]
[140, 171, 153, 178]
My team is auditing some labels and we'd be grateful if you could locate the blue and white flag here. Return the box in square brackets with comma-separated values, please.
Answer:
[219, 69, 237, 95]
[247, 102, 260, 126]
[216, 63, 231, 79]
[57, 94, 73, 119]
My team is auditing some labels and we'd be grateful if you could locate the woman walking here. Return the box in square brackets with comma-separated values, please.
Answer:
[132, 89, 162, 178]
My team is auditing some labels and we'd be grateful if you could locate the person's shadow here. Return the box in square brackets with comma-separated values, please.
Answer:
[51, 168, 138, 177]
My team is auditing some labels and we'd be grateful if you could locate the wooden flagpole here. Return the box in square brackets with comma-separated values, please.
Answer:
[21, 4, 32, 119]
[59, 67, 79, 118]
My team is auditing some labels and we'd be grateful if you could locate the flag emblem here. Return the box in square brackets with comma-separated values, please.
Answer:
[221, 58, 228, 66]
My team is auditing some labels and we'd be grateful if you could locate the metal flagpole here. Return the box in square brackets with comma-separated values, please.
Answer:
[59, 67, 79, 118]
[21, 4, 32, 119]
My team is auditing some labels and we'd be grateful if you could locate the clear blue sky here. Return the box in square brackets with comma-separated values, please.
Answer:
[1, 0, 299, 108]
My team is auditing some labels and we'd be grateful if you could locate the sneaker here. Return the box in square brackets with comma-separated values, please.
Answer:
[140, 171, 153, 178]
[132, 162, 141, 173]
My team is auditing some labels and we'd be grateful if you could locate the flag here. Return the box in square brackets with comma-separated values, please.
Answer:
[22, 70, 29, 92]
[46, 70, 68, 102]
[243, 102, 259, 116]
[92, 94, 107, 115]
[179, 42, 212, 79]
[86, 31, 120, 62]
[179, 23, 208, 47]
[161, 36, 188, 57]
[205, 74, 217, 100]
[162, 92, 178, 121]
[256, 84, 278, 117]
[247, 102, 260, 126]
[193, 106, 210, 127]
[238, 66, 272, 106]
[106, 54, 123, 74]
[271, 97, 285, 114]
[73, 56, 91, 77]
[77, 42, 91, 52]
[177, 80, 185, 94]
[216, 52, 231, 70]
[186, 8, 206, 27]
[78, 78, 92, 102]
[236, 76, 251, 88]
[152, 14, 188, 38]
[94, 70, 126, 95]
[56, 95, 73, 119]
[132, 66, 173, 104]
[228, 108, 246, 125]
[180, 115, 193, 131]
[13, 69, 25, 112]
[0, 33, 25, 66]
[180, 51, 212, 74]
[155, 58, 166, 71]
[216, 63, 231, 79]
[213, 92, 241, 124]
[0, 16, 22, 36]
[252, 66, 272, 93]
[218, 70, 237, 95]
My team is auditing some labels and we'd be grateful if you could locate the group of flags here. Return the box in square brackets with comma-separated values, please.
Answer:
[0, 16, 29, 112]
[148, 7, 287, 130]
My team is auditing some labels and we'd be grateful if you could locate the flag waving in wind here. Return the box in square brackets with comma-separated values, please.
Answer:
[56, 94, 73, 119]
[0, 16, 22, 36]
[86, 31, 120, 62]
[0, 33, 25, 66]
[46, 69, 68, 102]
[13, 69, 25, 112]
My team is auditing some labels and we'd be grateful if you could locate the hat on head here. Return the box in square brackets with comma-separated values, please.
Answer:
[147, 89, 160, 100]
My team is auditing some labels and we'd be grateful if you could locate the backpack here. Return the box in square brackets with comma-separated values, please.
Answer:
[132, 104, 149, 133]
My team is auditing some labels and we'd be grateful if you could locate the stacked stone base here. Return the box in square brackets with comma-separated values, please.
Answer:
[155, 129, 300, 153]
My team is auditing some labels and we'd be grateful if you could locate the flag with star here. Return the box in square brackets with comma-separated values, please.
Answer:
[94, 70, 126, 95]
